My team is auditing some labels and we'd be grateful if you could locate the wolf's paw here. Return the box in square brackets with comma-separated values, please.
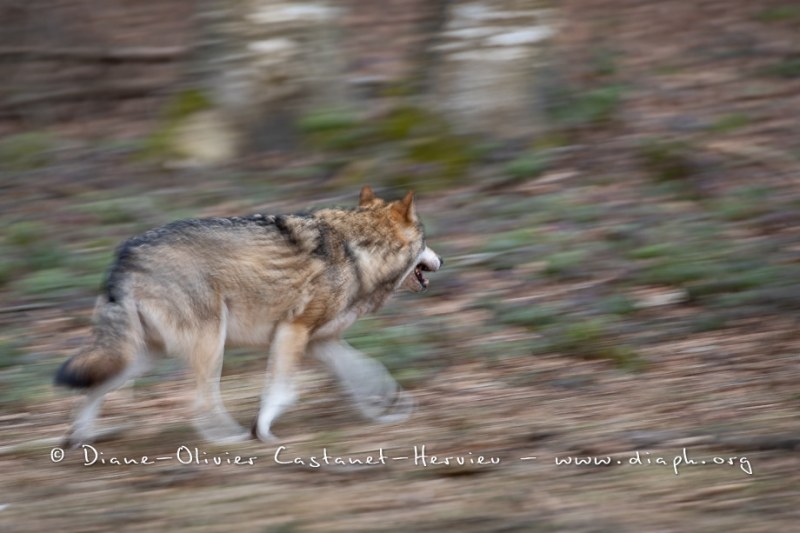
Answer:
[209, 431, 252, 445]
[194, 417, 250, 445]
[61, 434, 88, 450]
[250, 418, 279, 443]
[61, 424, 129, 449]
[357, 390, 416, 424]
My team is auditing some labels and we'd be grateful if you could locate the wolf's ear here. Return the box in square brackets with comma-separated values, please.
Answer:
[392, 190, 417, 223]
[359, 185, 376, 207]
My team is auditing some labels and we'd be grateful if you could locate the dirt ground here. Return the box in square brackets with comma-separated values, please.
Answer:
[1, 1, 799, 531]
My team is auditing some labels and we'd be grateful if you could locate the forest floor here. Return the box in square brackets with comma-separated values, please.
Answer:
[1, 1, 799, 531]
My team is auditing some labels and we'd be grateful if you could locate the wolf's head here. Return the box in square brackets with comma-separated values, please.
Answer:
[357, 186, 442, 293]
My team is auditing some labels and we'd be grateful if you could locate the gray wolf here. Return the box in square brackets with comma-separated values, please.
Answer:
[54, 186, 442, 446]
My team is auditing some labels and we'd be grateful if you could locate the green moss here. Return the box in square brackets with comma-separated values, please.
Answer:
[139, 89, 214, 160]
[140, 123, 181, 160]
[405, 135, 476, 180]
[164, 89, 213, 122]
[378, 106, 436, 140]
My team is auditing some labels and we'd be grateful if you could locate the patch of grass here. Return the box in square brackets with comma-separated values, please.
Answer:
[16, 267, 100, 297]
[713, 198, 769, 221]
[299, 103, 480, 189]
[405, 134, 476, 181]
[709, 113, 750, 133]
[762, 57, 800, 79]
[68, 248, 115, 278]
[25, 244, 68, 271]
[600, 293, 637, 316]
[139, 89, 214, 160]
[549, 85, 623, 127]
[541, 318, 645, 370]
[0, 365, 55, 406]
[5, 221, 68, 271]
[297, 108, 366, 151]
[686, 267, 775, 301]
[543, 250, 588, 278]
[0, 255, 19, 287]
[298, 109, 359, 133]
[495, 304, 562, 330]
[0, 336, 23, 369]
[637, 260, 723, 287]
[628, 243, 679, 260]
[567, 203, 607, 224]
[164, 89, 213, 122]
[480, 229, 534, 253]
[690, 313, 728, 333]
[6, 221, 48, 248]
[590, 48, 620, 78]
[757, 5, 800, 23]
[140, 125, 179, 160]
[712, 186, 772, 221]
[638, 138, 696, 182]
[74, 197, 152, 225]
[345, 319, 441, 385]
[505, 152, 549, 181]
[378, 106, 435, 141]
[0, 132, 56, 171]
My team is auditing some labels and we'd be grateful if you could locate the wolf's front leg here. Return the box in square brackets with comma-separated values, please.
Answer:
[310, 339, 414, 423]
[253, 321, 309, 442]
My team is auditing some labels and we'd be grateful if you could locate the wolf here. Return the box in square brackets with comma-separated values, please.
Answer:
[54, 186, 442, 446]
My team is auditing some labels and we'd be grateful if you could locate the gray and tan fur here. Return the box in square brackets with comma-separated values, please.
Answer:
[55, 186, 442, 446]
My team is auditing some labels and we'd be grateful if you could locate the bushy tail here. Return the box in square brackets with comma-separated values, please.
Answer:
[54, 298, 137, 389]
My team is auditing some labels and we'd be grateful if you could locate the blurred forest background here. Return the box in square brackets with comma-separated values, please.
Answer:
[1, 0, 799, 531]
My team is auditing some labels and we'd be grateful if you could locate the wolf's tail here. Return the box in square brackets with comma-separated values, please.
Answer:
[55, 297, 139, 389]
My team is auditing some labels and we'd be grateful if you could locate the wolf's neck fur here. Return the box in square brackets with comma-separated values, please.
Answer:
[312, 208, 416, 314]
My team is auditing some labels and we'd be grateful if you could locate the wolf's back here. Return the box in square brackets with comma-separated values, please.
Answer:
[55, 297, 137, 389]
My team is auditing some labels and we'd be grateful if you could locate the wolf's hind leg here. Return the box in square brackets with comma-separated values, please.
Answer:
[253, 321, 309, 442]
[311, 339, 414, 423]
[64, 356, 149, 448]
[189, 305, 249, 444]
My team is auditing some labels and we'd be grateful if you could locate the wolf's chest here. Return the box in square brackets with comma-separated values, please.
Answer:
[311, 303, 370, 341]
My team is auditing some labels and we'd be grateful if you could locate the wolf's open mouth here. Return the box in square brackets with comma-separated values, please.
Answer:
[414, 263, 432, 288]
